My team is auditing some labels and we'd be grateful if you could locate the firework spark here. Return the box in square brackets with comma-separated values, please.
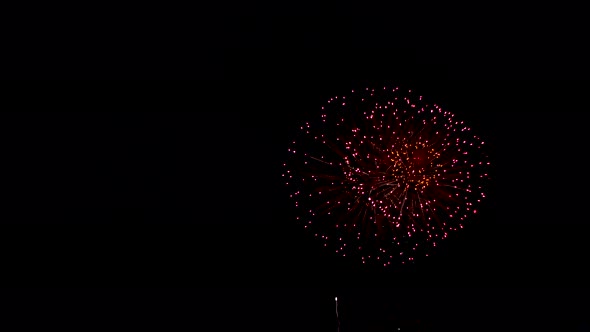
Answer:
[284, 86, 490, 266]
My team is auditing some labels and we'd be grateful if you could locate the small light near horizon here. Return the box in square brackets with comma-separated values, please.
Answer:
[335, 297, 338, 301]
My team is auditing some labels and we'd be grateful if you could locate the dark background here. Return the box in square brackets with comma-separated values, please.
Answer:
[2, 10, 590, 332]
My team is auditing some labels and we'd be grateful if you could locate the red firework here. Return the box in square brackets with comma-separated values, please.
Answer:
[284, 86, 490, 266]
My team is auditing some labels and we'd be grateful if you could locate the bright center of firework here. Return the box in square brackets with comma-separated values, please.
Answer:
[384, 145, 435, 195]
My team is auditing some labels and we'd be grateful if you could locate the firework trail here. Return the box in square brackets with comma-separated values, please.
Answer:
[284, 86, 490, 266]
[335, 296, 340, 332]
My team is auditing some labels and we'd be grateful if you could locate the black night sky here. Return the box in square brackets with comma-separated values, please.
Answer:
[2, 11, 590, 332]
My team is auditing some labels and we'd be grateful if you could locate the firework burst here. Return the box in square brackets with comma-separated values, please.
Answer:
[283, 86, 490, 266]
